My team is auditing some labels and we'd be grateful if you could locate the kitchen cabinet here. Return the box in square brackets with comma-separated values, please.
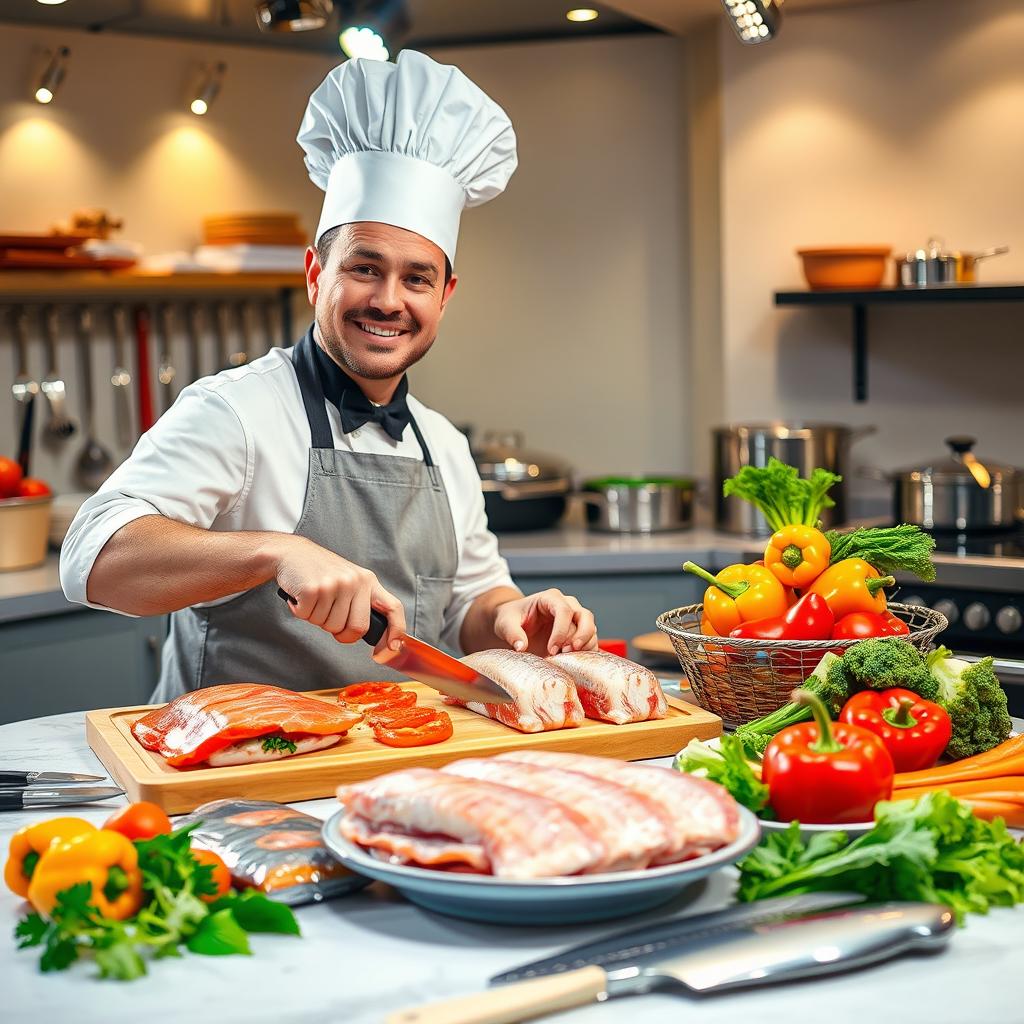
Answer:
[0, 609, 166, 725]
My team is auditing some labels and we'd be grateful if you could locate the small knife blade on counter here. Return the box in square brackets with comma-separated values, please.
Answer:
[0, 770, 105, 786]
[277, 589, 515, 705]
[386, 896, 955, 1024]
[0, 787, 124, 812]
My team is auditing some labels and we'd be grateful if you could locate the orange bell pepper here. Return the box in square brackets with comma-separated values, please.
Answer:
[807, 558, 895, 619]
[4, 817, 97, 899]
[763, 525, 831, 589]
[683, 560, 789, 635]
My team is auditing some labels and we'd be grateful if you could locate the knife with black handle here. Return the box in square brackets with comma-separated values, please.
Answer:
[0, 787, 124, 811]
[0, 770, 105, 786]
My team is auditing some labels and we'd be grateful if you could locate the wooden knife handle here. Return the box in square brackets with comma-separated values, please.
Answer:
[384, 966, 607, 1024]
[276, 588, 387, 646]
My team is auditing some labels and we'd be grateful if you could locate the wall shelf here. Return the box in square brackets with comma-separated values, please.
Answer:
[774, 283, 1024, 401]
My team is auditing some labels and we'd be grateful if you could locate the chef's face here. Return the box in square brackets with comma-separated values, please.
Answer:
[306, 222, 457, 385]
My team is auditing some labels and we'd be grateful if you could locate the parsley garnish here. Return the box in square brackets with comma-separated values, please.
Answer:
[260, 734, 298, 754]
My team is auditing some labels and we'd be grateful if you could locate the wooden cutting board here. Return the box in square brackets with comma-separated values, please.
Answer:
[85, 683, 721, 814]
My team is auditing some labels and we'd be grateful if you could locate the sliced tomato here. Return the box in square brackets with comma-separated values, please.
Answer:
[340, 681, 417, 714]
[370, 707, 454, 748]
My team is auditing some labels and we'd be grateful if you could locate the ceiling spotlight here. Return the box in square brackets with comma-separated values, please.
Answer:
[721, 0, 782, 44]
[255, 0, 332, 32]
[566, 9, 599, 22]
[189, 62, 226, 116]
[337, 1, 408, 62]
[33, 46, 70, 104]
[36, 0, 69, 5]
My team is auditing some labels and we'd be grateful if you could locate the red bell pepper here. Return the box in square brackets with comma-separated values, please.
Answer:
[763, 689, 895, 824]
[728, 591, 834, 641]
[831, 611, 910, 640]
[839, 688, 951, 772]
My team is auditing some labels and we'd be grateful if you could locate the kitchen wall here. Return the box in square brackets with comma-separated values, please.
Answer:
[719, 0, 1024, 497]
[0, 26, 687, 494]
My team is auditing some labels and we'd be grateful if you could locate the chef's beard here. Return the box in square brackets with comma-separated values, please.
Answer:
[315, 309, 435, 381]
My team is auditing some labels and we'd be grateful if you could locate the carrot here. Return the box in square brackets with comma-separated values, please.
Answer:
[957, 799, 1024, 828]
[893, 780, 1024, 804]
[893, 735, 1024, 788]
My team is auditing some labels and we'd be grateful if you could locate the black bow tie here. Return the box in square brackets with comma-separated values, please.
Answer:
[338, 387, 411, 442]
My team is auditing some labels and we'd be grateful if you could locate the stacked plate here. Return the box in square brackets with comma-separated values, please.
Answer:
[202, 212, 306, 248]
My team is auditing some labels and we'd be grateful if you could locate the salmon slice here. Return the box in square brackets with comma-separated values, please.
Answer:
[444, 650, 585, 733]
[336, 767, 606, 878]
[442, 757, 673, 871]
[132, 683, 362, 768]
[495, 750, 740, 863]
[549, 651, 668, 725]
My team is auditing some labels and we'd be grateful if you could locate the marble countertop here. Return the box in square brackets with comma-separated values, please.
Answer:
[3, 710, 1021, 1023]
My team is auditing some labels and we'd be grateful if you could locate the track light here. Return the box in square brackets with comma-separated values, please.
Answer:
[337, 1, 408, 62]
[566, 9, 599, 22]
[189, 62, 226, 116]
[721, 0, 783, 44]
[34, 46, 70, 104]
[255, 0, 333, 32]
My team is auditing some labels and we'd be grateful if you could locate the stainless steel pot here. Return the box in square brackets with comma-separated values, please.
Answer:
[473, 431, 573, 533]
[713, 423, 874, 537]
[888, 436, 1023, 532]
[896, 237, 1009, 287]
[581, 477, 695, 534]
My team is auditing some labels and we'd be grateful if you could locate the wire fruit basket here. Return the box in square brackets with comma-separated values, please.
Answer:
[655, 602, 948, 728]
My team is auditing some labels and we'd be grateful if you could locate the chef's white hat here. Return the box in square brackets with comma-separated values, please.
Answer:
[297, 50, 517, 267]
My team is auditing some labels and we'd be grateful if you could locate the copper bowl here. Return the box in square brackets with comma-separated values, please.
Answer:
[796, 246, 892, 290]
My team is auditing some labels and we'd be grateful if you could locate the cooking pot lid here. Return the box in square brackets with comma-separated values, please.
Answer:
[894, 436, 1021, 487]
[473, 431, 572, 483]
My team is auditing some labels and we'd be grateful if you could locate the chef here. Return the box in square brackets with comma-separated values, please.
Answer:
[60, 50, 598, 701]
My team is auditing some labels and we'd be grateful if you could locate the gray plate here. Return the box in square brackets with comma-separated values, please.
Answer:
[321, 806, 761, 925]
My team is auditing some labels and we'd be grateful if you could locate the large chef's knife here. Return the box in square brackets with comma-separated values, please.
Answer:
[0, 787, 124, 811]
[0, 770, 105, 786]
[388, 898, 954, 1024]
[277, 589, 515, 705]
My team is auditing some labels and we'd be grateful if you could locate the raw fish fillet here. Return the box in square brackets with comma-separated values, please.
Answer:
[132, 683, 362, 768]
[549, 650, 668, 725]
[495, 750, 740, 863]
[336, 767, 606, 878]
[445, 650, 585, 733]
[443, 757, 673, 871]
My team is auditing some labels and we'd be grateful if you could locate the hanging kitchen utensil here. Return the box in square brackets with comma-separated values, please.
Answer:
[155, 303, 177, 414]
[213, 301, 231, 371]
[110, 305, 134, 448]
[40, 305, 77, 444]
[10, 307, 39, 475]
[133, 305, 155, 435]
[184, 303, 203, 384]
[953, 245, 1009, 283]
[231, 301, 251, 367]
[73, 305, 115, 491]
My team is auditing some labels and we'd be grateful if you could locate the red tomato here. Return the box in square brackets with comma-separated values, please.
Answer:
[103, 801, 173, 840]
[191, 848, 232, 902]
[16, 478, 51, 499]
[0, 457, 22, 498]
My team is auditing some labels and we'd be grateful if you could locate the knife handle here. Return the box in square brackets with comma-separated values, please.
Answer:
[385, 966, 607, 1024]
[0, 790, 27, 811]
[0, 772, 29, 785]
[276, 588, 388, 646]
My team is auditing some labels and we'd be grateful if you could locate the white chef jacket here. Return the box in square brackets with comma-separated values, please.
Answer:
[59, 347, 514, 651]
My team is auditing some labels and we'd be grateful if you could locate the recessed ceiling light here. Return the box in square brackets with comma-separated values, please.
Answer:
[36, 0, 69, 6]
[566, 8, 599, 23]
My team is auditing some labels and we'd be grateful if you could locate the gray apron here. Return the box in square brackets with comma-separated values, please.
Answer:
[153, 327, 458, 701]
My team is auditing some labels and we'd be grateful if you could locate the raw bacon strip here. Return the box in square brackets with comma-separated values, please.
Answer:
[549, 650, 668, 725]
[336, 767, 605, 878]
[442, 757, 673, 871]
[444, 650, 585, 734]
[495, 750, 740, 863]
[339, 814, 490, 872]
[132, 683, 362, 768]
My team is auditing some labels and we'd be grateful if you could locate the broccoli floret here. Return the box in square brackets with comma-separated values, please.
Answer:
[828, 637, 938, 701]
[927, 647, 1013, 759]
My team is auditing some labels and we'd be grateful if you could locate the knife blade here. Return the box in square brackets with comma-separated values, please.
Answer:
[0, 787, 125, 811]
[388, 899, 954, 1024]
[277, 588, 515, 705]
[0, 770, 106, 786]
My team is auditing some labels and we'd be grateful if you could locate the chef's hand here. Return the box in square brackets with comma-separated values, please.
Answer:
[276, 537, 406, 650]
[493, 589, 599, 657]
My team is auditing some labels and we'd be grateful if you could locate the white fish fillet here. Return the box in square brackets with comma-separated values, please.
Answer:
[442, 758, 673, 871]
[446, 650, 585, 734]
[206, 733, 342, 767]
[495, 750, 740, 863]
[336, 767, 605, 878]
[549, 650, 668, 725]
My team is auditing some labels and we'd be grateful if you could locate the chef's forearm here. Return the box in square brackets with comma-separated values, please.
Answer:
[86, 514, 293, 616]
[459, 585, 524, 653]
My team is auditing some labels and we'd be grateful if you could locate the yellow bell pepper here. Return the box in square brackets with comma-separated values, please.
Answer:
[27, 829, 143, 921]
[764, 525, 832, 588]
[683, 560, 789, 635]
[807, 558, 896, 619]
[4, 817, 97, 899]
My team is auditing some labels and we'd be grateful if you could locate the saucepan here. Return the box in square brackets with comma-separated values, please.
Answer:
[579, 477, 695, 534]
[895, 237, 1009, 287]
